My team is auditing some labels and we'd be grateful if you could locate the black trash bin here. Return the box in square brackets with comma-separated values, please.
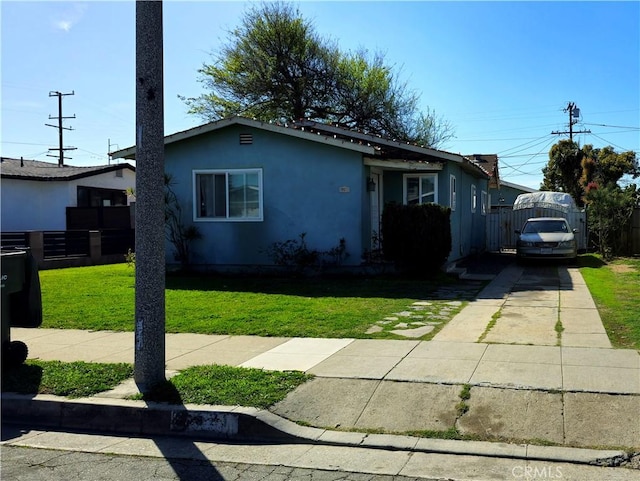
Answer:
[1, 248, 43, 368]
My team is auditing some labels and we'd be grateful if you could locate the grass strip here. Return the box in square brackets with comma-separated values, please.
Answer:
[1, 361, 133, 399]
[578, 255, 640, 350]
[137, 365, 312, 409]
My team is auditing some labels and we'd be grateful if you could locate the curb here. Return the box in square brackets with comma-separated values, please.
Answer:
[1, 393, 630, 467]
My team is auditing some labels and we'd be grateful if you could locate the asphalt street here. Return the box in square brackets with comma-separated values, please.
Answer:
[1, 444, 428, 481]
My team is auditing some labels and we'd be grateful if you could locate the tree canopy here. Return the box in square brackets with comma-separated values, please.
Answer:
[180, 2, 454, 148]
[541, 139, 638, 206]
[541, 139, 639, 257]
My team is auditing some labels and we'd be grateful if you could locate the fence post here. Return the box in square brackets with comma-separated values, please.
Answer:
[89, 230, 101, 262]
[27, 231, 44, 262]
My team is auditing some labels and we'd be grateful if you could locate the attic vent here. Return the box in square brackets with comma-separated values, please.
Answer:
[115, 169, 123, 178]
[239, 133, 253, 145]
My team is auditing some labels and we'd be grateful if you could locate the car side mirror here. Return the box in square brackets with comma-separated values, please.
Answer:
[572, 229, 578, 234]
[515, 229, 521, 235]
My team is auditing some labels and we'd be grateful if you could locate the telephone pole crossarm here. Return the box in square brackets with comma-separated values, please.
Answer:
[46, 90, 76, 166]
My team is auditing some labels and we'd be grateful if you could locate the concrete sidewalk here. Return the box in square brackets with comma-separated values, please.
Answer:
[12, 327, 640, 394]
[3, 261, 640, 474]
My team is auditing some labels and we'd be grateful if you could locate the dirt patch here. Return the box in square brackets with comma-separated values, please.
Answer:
[608, 264, 636, 274]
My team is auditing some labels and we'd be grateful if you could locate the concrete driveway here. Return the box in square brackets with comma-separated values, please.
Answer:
[433, 262, 612, 348]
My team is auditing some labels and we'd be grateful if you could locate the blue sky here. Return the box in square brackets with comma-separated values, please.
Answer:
[2, 1, 638, 189]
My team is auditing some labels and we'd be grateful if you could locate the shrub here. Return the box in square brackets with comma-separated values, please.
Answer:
[381, 202, 451, 273]
[264, 233, 349, 274]
[124, 248, 136, 267]
[585, 183, 638, 260]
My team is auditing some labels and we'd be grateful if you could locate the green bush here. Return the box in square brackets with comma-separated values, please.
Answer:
[381, 202, 452, 273]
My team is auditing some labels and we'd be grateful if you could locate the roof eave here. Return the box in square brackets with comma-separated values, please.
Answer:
[110, 116, 378, 160]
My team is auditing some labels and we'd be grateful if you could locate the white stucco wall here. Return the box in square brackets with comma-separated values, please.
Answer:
[1, 169, 135, 232]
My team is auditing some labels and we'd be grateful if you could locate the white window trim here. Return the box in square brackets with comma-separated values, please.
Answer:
[402, 173, 439, 205]
[481, 190, 488, 216]
[450, 175, 457, 211]
[193, 168, 264, 222]
[471, 185, 477, 213]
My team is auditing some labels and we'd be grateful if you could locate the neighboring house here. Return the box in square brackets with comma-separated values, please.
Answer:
[112, 116, 491, 269]
[491, 180, 538, 208]
[1, 157, 136, 232]
[466, 154, 537, 208]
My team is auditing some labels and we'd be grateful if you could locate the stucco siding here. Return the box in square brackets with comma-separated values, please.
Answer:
[442, 163, 489, 261]
[1, 179, 69, 231]
[1, 169, 135, 232]
[164, 125, 366, 267]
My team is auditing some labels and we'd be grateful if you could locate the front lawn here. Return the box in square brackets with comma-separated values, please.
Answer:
[579, 254, 640, 350]
[40, 264, 478, 340]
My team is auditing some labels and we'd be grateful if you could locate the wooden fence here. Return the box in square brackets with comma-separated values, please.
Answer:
[487, 207, 587, 252]
[1, 229, 134, 269]
[487, 207, 640, 256]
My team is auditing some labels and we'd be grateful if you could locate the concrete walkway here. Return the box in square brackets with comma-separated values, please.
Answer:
[3, 260, 640, 474]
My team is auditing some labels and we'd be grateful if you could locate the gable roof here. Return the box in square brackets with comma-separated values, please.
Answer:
[466, 154, 499, 188]
[111, 116, 490, 178]
[0, 157, 135, 181]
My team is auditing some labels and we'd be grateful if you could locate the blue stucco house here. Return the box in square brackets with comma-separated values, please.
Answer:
[112, 117, 491, 270]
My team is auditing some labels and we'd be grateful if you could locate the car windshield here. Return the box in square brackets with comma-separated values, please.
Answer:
[522, 220, 569, 234]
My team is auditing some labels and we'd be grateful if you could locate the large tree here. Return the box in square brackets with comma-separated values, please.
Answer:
[180, 2, 453, 148]
[541, 140, 585, 205]
[541, 139, 638, 206]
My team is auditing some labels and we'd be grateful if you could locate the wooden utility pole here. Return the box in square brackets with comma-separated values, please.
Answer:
[551, 102, 591, 141]
[46, 91, 76, 166]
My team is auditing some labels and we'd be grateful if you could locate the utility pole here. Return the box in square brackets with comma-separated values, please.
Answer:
[551, 101, 591, 141]
[46, 91, 76, 166]
[108, 139, 119, 165]
[134, 0, 165, 392]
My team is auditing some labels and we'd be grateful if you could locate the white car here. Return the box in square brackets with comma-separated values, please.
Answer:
[515, 217, 578, 262]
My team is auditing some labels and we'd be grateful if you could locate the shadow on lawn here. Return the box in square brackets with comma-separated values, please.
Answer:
[578, 254, 607, 269]
[165, 271, 475, 300]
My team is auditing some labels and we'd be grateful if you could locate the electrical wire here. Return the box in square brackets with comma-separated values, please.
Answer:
[587, 133, 635, 153]
[500, 138, 556, 175]
[498, 135, 555, 156]
[1, 141, 50, 147]
[584, 123, 640, 130]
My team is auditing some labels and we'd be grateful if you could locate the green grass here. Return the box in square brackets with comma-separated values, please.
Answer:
[477, 310, 500, 343]
[2, 360, 310, 407]
[40, 264, 477, 339]
[136, 365, 312, 409]
[1, 360, 133, 398]
[578, 254, 640, 350]
[555, 320, 564, 346]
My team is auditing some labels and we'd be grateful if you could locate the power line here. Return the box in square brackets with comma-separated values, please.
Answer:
[587, 132, 634, 153]
[583, 123, 640, 130]
[497, 134, 554, 156]
[1, 141, 51, 147]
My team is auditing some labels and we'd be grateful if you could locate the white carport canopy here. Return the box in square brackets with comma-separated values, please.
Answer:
[513, 192, 577, 213]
